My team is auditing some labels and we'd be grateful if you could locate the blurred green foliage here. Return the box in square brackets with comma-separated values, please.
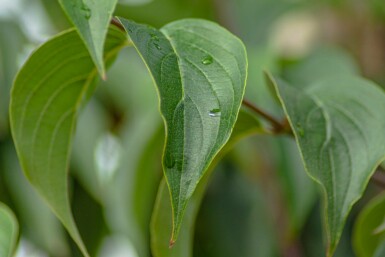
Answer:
[1, 0, 385, 256]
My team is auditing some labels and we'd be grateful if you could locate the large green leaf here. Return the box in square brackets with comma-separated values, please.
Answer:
[151, 109, 263, 256]
[10, 27, 127, 256]
[271, 75, 385, 256]
[0, 203, 18, 257]
[59, 0, 118, 78]
[353, 192, 385, 257]
[117, 18, 247, 242]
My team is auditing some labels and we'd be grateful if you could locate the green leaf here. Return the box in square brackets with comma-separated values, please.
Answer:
[10, 27, 127, 256]
[59, 0, 118, 78]
[0, 203, 18, 257]
[271, 75, 385, 256]
[117, 18, 247, 242]
[353, 192, 385, 257]
[150, 108, 263, 256]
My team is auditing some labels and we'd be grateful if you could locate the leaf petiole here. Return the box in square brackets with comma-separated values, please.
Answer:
[242, 98, 291, 135]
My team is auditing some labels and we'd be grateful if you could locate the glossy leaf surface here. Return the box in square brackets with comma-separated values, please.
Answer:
[117, 18, 247, 241]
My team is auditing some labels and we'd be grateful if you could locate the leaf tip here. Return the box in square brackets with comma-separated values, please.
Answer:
[169, 214, 183, 249]
[263, 70, 276, 88]
[326, 241, 338, 257]
[169, 224, 178, 248]
[169, 239, 176, 248]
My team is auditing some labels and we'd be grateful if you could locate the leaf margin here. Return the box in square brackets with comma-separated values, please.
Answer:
[116, 17, 248, 244]
[9, 26, 128, 257]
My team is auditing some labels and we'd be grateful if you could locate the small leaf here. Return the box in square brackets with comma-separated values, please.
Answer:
[150, 109, 263, 257]
[117, 18, 247, 242]
[59, 0, 119, 78]
[271, 75, 385, 256]
[10, 27, 127, 256]
[0, 203, 18, 257]
[353, 192, 385, 257]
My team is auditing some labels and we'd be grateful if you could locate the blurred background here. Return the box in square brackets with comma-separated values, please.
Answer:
[1, 0, 385, 256]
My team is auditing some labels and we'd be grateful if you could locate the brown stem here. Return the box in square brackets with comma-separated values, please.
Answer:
[242, 99, 291, 134]
[110, 17, 125, 31]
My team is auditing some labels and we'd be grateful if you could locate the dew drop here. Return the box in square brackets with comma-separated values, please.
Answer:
[81, 4, 91, 19]
[202, 55, 213, 65]
[150, 33, 159, 41]
[209, 108, 221, 117]
[153, 42, 162, 50]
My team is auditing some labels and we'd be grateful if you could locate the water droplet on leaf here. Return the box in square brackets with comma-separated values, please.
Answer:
[202, 55, 213, 65]
[209, 108, 221, 117]
[153, 42, 161, 50]
[150, 33, 159, 41]
[81, 4, 91, 19]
